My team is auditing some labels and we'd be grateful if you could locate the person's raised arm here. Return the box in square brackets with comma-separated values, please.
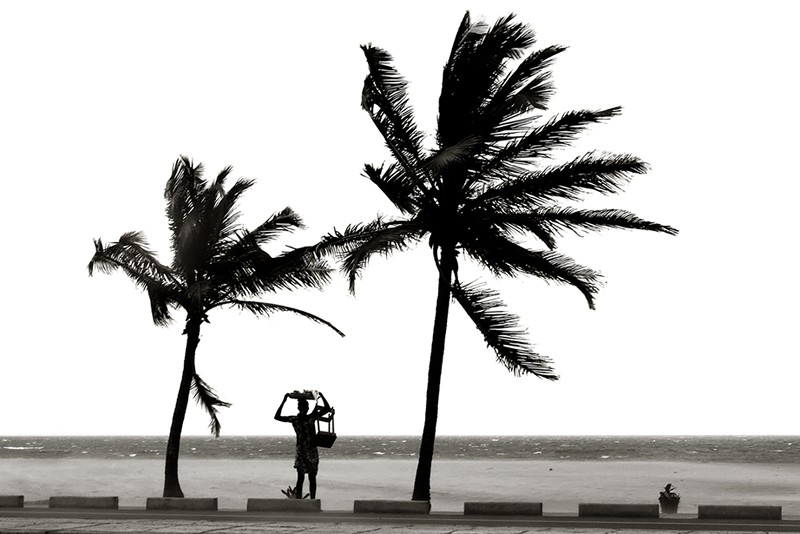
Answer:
[274, 393, 292, 422]
[318, 406, 334, 423]
[313, 392, 332, 420]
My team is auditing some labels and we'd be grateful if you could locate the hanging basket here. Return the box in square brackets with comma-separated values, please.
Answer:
[314, 409, 336, 448]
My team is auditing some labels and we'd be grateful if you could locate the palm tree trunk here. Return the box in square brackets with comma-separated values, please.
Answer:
[163, 316, 200, 498]
[412, 246, 455, 502]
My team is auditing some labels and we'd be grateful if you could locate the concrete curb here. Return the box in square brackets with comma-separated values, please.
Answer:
[48, 497, 118, 509]
[145, 498, 218, 511]
[246, 498, 321, 512]
[579, 503, 659, 518]
[464, 501, 543, 516]
[0, 496, 24, 508]
[353, 500, 431, 514]
[698, 504, 782, 520]
[2, 494, 791, 521]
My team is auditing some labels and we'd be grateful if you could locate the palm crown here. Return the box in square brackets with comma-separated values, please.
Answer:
[329, 12, 677, 377]
[90, 157, 341, 333]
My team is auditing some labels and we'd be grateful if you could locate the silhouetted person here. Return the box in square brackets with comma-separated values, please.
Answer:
[274, 391, 331, 499]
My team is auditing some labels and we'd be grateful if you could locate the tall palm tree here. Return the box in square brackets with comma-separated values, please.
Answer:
[323, 12, 678, 501]
[88, 156, 344, 498]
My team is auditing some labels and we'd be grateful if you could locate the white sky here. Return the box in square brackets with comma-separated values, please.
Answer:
[2, 1, 797, 437]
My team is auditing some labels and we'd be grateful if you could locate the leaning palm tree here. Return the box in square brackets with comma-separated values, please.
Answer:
[88, 156, 344, 497]
[322, 12, 678, 501]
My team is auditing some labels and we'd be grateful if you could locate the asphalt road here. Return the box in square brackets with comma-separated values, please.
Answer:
[1, 508, 799, 533]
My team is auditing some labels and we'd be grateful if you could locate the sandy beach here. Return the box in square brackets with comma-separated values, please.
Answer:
[2, 458, 799, 514]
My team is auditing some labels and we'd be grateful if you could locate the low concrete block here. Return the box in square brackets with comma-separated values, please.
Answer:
[353, 500, 431, 514]
[464, 501, 543, 516]
[698, 505, 781, 520]
[0, 496, 24, 508]
[146, 497, 218, 511]
[247, 498, 321, 512]
[49, 496, 119, 509]
[579, 503, 659, 518]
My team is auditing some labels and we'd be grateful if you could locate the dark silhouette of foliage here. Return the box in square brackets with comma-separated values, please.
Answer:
[319, 12, 677, 501]
[89, 156, 343, 497]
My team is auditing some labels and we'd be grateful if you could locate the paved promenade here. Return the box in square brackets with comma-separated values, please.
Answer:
[1, 508, 799, 534]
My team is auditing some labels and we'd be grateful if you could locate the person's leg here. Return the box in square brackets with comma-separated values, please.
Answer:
[309, 472, 317, 499]
[295, 469, 304, 498]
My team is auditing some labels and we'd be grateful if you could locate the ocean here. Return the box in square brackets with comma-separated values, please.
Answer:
[1, 435, 797, 463]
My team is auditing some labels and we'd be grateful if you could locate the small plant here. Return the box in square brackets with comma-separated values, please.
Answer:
[281, 485, 310, 499]
[658, 483, 680, 513]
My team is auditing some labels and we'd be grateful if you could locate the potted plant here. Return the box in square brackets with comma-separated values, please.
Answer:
[658, 483, 680, 514]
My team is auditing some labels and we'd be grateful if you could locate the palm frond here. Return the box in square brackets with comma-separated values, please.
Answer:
[471, 15, 542, 129]
[213, 207, 305, 272]
[469, 13, 537, 104]
[210, 177, 256, 245]
[485, 107, 622, 177]
[362, 163, 421, 215]
[147, 283, 181, 327]
[443, 11, 487, 81]
[477, 151, 649, 210]
[474, 207, 677, 251]
[439, 11, 488, 119]
[165, 158, 252, 276]
[470, 211, 559, 250]
[422, 135, 483, 175]
[439, 13, 541, 148]
[207, 207, 301, 281]
[251, 247, 334, 294]
[438, 12, 488, 141]
[461, 233, 602, 309]
[88, 231, 166, 275]
[247, 207, 305, 245]
[452, 280, 557, 379]
[192, 373, 231, 438]
[221, 300, 345, 337]
[88, 233, 181, 315]
[337, 220, 426, 294]
[361, 45, 428, 189]
[212, 165, 234, 192]
[483, 13, 536, 60]
[165, 156, 205, 252]
[174, 211, 205, 270]
[89, 231, 185, 327]
[522, 207, 679, 237]
[311, 216, 403, 261]
[490, 44, 567, 116]
[204, 246, 333, 309]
